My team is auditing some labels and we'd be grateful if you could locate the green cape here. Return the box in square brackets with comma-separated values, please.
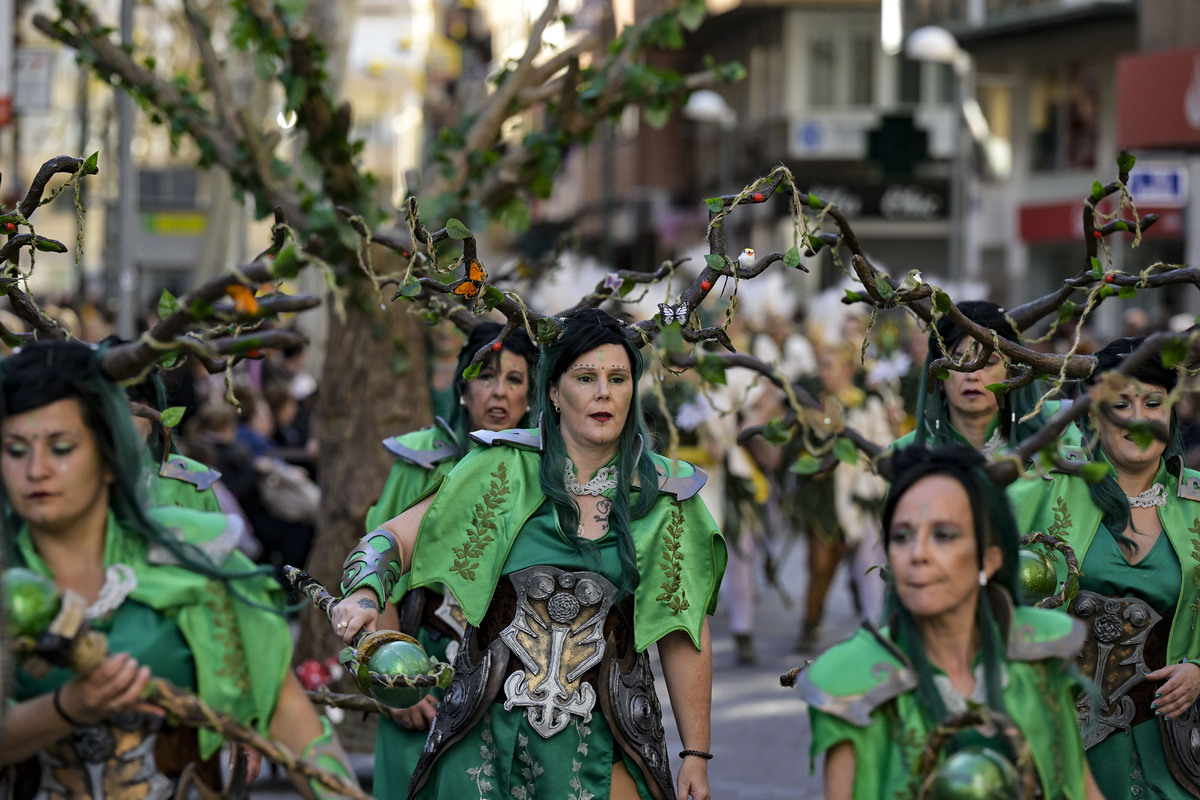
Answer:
[14, 507, 291, 759]
[408, 428, 726, 652]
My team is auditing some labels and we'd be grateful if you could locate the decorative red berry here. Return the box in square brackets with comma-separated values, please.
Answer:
[1092, 230, 1102, 239]
[753, 192, 764, 202]
[4, 223, 13, 232]
[492, 341, 502, 351]
[701, 280, 712, 291]
[1104, 274, 1114, 283]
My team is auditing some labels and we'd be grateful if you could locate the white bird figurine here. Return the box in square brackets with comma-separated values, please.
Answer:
[738, 248, 756, 270]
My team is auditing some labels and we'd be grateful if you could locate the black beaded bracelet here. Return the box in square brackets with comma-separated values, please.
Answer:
[679, 749, 714, 760]
[53, 686, 83, 727]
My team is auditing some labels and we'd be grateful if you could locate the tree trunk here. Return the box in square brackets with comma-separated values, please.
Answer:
[297, 257, 431, 663]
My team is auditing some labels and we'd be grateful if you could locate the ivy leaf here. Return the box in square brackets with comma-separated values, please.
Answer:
[1090, 257, 1103, 280]
[462, 361, 482, 382]
[272, 242, 302, 279]
[82, 151, 100, 175]
[536, 317, 560, 344]
[876, 279, 894, 301]
[985, 382, 1010, 395]
[159, 406, 186, 429]
[33, 237, 67, 253]
[657, 321, 684, 353]
[790, 455, 823, 475]
[762, 417, 791, 445]
[677, 0, 706, 31]
[807, 192, 823, 210]
[833, 437, 858, 465]
[1091, 180, 1105, 200]
[844, 289, 862, 303]
[157, 289, 179, 320]
[1113, 220, 1129, 232]
[1162, 337, 1187, 368]
[1058, 300, 1076, 324]
[704, 253, 727, 272]
[695, 353, 727, 386]
[704, 197, 725, 213]
[1080, 462, 1112, 484]
[397, 276, 422, 298]
[1126, 421, 1156, 450]
[482, 286, 506, 310]
[1117, 286, 1138, 299]
[619, 278, 636, 297]
[933, 291, 952, 314]
[1116, 150, 1137, 174]
[445, 218, 471, 240]
[643, 104, 671, 129]
[783, 246, 801, 269]
[806, 234, 827, 253]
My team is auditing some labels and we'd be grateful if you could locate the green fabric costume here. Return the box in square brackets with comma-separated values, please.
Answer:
[406, 428, 726, 799]
[1009, 457, 1200, 798]
[800, 597, 1089, 799]
[144, 452, 223, 513]
[892, 398, 1078, 453]
[12, 507, 292, 761]
[364, 420, 467, 800]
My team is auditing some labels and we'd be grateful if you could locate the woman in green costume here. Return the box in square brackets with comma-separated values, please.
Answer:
[335, 307, 726, 800]
[367, 320, 537, 799]
[0, 339, 355, 798]
[797, 444, 1104, 799]
[1011, 337, 1200, 798]
[894, 300, 1064, 454]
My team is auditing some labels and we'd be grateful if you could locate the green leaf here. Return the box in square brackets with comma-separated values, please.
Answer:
[704, 197, 725, 213]
[783, 246, 801, 269]
[1064, 573, 1080, 604]
[1113, 220, 1129, 232]
[157, 289, 179, 320]
[806, 234, 826, 253]
[398, 276, 422, 298]
[445, 218, 471, 240]
[536, 317, 560, 344]
[876, 279, 894, 301]
[1099, 285, 1116, 299]
[657, 321, 684, 353]
[271, 242, 302, 279]
[790, 455, 823, 475]
[1080, 462, 1112, 484]
[619, 278, 635, 298]
[33, 238, 67, 253]
[695, 354, 727, 386]
[482, 286, 505, 310]
[642, 104, 671, 129]
[704, 253, 726, 272]
[844, 290, 862, 303]
[807, 192, 823, 210]
[1058, 300, 1076, 324]
[1117, 150, 1137, 174]
[1162, 337, 1187, 368]
[1091, 180, 1105, 200]
[678, 0, 706, 31]
[1090, 257, 1103, 280]
[1126, 421, 1156, 450]
[762, 417, 791, 445]
[985, 382, 1010, 395]
[159, 406, 185, 429]
[461, 361, 482, 382]
[1118, 286, 1138, 299]
[82, 151, 100, 175]
[833, 437, 858, 465]
[933, 291, 952, 314]
[934, 367, 950, 382]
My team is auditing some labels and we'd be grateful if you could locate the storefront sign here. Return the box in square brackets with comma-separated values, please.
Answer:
[1117, 45, 1200, 149]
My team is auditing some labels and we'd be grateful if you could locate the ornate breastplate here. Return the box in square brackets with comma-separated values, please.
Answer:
[35, 712, 175, 800]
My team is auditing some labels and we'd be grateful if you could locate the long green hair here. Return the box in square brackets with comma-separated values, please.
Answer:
[532, 308, 658, 597]
[1081, 336, 1183, 552]
[0, 340, 271, 591]
[881, 444, 1020, 727]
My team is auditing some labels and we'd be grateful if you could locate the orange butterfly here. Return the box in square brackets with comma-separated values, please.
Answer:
[454, 260, 487, 298]
[226, 284, 260, 315]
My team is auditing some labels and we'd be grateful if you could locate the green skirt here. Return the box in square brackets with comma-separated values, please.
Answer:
[1088, 719, 1192, 799]
[411, 707, 655, 800]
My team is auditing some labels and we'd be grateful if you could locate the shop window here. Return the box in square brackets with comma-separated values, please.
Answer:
[1030, 61, 1098, 172]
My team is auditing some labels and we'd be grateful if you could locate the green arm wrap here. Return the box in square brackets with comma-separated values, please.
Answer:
[340, 528, 404, 607]
[302, 716, 360, 799]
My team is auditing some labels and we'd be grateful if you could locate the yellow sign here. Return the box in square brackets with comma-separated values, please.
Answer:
[141, 212, 208, 236]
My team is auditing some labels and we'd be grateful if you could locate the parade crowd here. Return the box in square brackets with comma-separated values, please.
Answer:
[3, 287, 1200, 800]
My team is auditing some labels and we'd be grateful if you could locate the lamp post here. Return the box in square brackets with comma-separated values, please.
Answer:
[684, 89, 737, 193]
[906, 25, 979, 282]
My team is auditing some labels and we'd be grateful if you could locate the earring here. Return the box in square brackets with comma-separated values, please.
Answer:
[554, 404, 560, 413]
[459, 397, 467, 406]
[978, 570, 987, 587]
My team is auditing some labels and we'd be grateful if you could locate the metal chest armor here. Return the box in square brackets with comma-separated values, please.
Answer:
[33, 712, 177, 800]
[408, 565, 675, 800]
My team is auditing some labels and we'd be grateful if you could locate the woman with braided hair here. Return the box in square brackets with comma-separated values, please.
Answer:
[0, 339, 355, 798]
[796, 444, 1103, 799]
[334, 306, 726, 800]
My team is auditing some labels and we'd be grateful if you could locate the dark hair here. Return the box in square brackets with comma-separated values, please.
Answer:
[916, 300, 1045, 448]
[98, 334, 171, 457]
[447, 321, 538, 441]
[1082, 336, 1182, 550]
[0, 339, 269, 590]
[533, 308, 658, 596]
[881, 444, 1019, 725]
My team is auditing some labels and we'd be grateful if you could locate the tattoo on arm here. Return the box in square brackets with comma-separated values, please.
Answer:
[357, 597, 380, 611]
[594, 499, 612, 534]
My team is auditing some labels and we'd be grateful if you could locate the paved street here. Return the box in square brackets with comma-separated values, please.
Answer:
[252, 536, 860, 799]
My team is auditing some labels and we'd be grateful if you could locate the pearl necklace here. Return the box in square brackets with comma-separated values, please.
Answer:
[563, 461, 618, 496]
[1128, 483, 1167, 508]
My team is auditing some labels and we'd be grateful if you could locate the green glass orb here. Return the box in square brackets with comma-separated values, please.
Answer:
[365, 636, 434, 708]
[3, 567, 61, 639]
[929, 747, 1020, 800]
[1017, 549, 1058, 605]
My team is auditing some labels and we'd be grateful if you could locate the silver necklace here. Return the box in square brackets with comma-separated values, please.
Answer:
[1128, 483, 1167, 508]
[85, 564, 138, 620]
[563, 461, 618, 496]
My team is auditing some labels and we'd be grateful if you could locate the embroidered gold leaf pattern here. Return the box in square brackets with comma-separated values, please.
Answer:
[655, 501, 690, 615]
[451, 463, 509, 581]
[1031, 661, 1065, 789]
[204, 580, 250, 693]
[1046, 496, 1072, 540]
[882, 703, 923, 800]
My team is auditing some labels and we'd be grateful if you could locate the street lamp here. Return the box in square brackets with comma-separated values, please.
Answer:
[684, 89, 736, 192]
[906, 25, 980, 281]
